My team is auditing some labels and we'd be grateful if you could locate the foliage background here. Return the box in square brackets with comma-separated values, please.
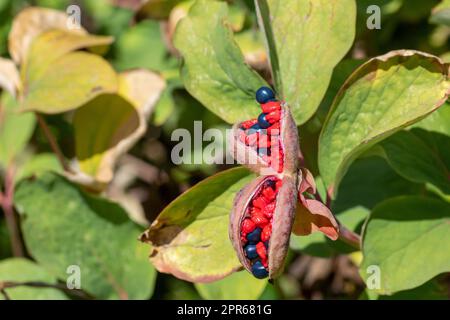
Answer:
[0, 0, 449, 300]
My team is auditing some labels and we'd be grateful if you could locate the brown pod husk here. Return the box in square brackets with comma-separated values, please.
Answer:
[229, 103, 300, 176]
[229, 173, 299, 279]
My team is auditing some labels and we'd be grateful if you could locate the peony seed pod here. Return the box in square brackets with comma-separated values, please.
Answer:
[229, 101, 300, 177]
[228, 86, 305, 279]
[229, 173, 298, 279]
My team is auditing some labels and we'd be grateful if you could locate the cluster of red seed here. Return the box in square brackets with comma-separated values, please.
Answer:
[239, 101, 284, 173]
[240, 177, 282, 272]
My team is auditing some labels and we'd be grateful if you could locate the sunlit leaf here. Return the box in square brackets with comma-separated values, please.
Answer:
[140, 167, 255, 282]
[319, 50, 450, 194]
[174, 0, 268, 123]
[255, 0, 356, 124]
[21, 52, 117, 114]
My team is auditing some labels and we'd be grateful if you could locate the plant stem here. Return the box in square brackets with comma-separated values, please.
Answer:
[337, 223, 361, 250]
[36, 113, 73, 173]
[0, 165, 24, 257]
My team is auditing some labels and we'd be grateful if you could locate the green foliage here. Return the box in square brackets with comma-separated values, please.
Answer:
[361, 196, 450, 294]
[255, 0, 356, 125]
[1, 0, 450, 301]
[318, 51, 449, 193]
[141, 167, 254, 282]
[0, 258, 67, 300]
[14, 173, 156, 299]
[174, 0, 268, 123]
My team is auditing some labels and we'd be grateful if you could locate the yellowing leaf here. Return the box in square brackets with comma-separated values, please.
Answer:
[21, 51, 117, 114]
[73, 70, 165, 189]
[22, 29, 113, 86]
[8, 6, 87, 65]
[0, 57, 21, 97]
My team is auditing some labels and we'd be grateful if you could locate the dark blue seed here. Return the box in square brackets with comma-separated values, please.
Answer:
[256, 86, 275, 104]
[257, 113, 271, 129]
[247, 123, 262, 135]
[265, 179, 276, 189]
[244, 245, 258, 259]
[257, 148, 271, 157]
[252, 260, 269, 279]
[247, 227, 261, 244]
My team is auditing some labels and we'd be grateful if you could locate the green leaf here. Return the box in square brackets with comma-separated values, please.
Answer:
[319, 50, 450, 194]
[114, 20, 177, 72]
[14, 153, 62, 184]
[0, 258, 67, 300]
[361, 196, 450, 294]
[0, 92, 35, 167]
[14, 173, 156, 299]
[380, 129, 450, 195]
[333, 157, 423, 213]
[255, 0, 356, 125]
[174, 0, 268, 124]
[430, 0, 450, 26]
[21, 51, 117, 114]
[136, 0, 185, 19]
[141, 167, 255, 282]
[413, 102, 450, 136]
[195, 270, 267, 300]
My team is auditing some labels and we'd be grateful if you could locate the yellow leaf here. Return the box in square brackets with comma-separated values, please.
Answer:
[21, 52, 118, 114]
[8, 6, 87, 65]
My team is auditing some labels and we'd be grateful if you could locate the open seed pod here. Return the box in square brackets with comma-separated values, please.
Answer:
[229, 173, 298, 279]
[229, 101, 300, 176]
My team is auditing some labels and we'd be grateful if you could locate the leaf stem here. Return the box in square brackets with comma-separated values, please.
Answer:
[36, 113, 73, 173]
[0, 165, 24, 257]
[337, 222, 361, 250]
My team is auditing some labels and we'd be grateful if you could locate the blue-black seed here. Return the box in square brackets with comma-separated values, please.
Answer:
[244, 245, 258, 259]
[247, 227, 262, 244]
[257, 113, 271, 129]
[252, 260, 269, 279]
[247, 123, 262, 135]
[256, 87, 275, 104]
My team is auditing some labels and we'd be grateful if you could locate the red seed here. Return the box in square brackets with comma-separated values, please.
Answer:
[266, 110, 281, 123]
[267, 122, 280, 135]
[262, 202, 275, 218]
[252, 196, 268, 210]
[262, 187, 276, 201]
[261, 101, 281, 113]
[275, 179, 283, 190]
[241, 218, 256, 234]
[262, 258, 268, 268]
[241, 119, 258, 129]
[251, 213, 269, 228]
[256, 242, 267, 259]
[261, 224, 272, 242]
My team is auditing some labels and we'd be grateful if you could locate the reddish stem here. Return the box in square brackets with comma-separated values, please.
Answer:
[36, 113, 73, 173]
[0, 165, 24, 257]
